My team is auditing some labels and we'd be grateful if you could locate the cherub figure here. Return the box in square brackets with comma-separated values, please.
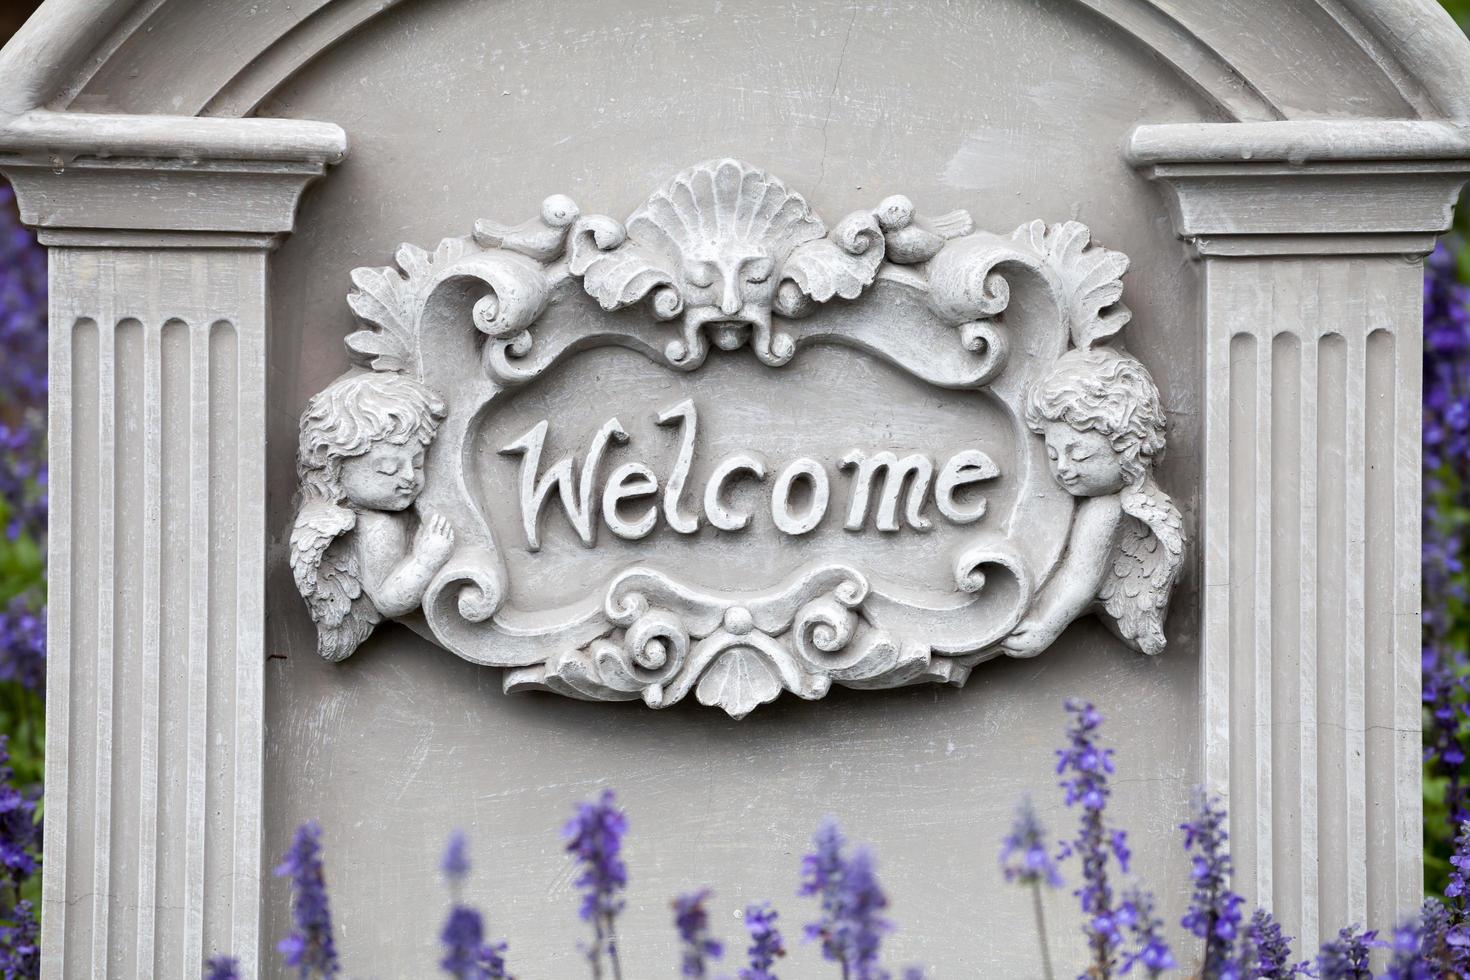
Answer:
[291, 373, 454, 662]
[1000, 346, 1184, 657]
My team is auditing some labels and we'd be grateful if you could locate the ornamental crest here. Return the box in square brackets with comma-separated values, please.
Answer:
[290, 159, 1184, 718]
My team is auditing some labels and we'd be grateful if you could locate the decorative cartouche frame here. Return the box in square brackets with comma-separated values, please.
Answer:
[290, 159, 1183, 718]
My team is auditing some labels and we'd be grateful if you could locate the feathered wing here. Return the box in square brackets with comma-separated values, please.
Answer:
[289, 501, 382, 662]
[1097, 477, 1184, 656]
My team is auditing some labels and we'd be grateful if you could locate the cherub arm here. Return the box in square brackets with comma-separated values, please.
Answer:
[1000, 495, 1124, 657]
[362, 510, 456, 618]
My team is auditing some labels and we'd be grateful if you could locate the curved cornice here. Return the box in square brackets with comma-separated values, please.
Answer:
[1, 0, 1470, 158]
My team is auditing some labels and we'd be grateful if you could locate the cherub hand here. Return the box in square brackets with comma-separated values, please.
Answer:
[999, 616, 1059, 659]
[413, 509, 455, 569]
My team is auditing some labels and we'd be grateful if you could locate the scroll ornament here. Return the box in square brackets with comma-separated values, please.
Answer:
[290, 159, 1184, 717]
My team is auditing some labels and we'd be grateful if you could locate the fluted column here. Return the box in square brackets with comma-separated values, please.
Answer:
[1131, 120, 1470, 949]
[1, 111, 344, 980]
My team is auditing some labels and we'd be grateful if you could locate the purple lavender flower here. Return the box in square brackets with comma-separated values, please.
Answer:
[1422, 243, 1470, 854]
[0, 900, 39, 980]
[799, 817, 849, 965]
[1001, 795, 1062, 888]
[1179, 789, 1244, 977]
[1444, 820, 1470, 975]
[739, 901, 785, 980]
[563, 789, 629, 980]
[0, 188, 48, 552]
[0, 736, 40, 894]
[204, 954, 241, 980]
[1117, 884, 1174, 978]
[798, 819, 892, 979]
[438, 832, 512, 980]
[443, 829, 471, 883]
[900, 968, 925, 980]
[274, 821, 340, 979]
[1382, 906, 1440, 980]
[1055, 699, 1131, 978]
[1312, 926, 1378, 980]
[1000, 795, 1060, 979]
[440, 907, 510, 980]
[1243, 908, 1305, 978]
[673, 889, 723, 978]
[0, 597, 43, 695]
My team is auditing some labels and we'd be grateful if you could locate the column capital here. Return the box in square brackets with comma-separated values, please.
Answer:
[0, 108, 346, 249]
[1128, 120, 1470, 257]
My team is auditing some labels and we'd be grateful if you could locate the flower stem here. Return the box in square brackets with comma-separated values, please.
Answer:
[605, 913, 624, 980]
[1030, 880, 1056, 980]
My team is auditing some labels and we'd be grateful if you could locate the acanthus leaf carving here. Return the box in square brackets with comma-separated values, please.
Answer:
[1009, 219, 1132, 349]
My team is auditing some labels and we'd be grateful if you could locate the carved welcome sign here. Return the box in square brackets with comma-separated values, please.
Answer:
[291, 159, 1183, 717]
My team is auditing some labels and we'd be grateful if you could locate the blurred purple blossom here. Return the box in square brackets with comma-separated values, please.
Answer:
[563, 789, 628, 979]
[1243, 908, 1305, 978]
[798, 818, 893, 980]
[1312, 926, 1379, 980]
[0, 900, 38, 980]
[1117, 883, 1174, 978]
[1055, 699, 1131, 978]
[438, 832, 512, 980]
[1179, 790, 1244, 976]
[673, 889, 722, 978]
[274, 821, 340, 979]
[204, 955, 240, 980]
[1422, 242, 1470, 842]
[738, 901, 785, 980]
[0, 737, 39, 895]
[1000, 795, 1062, 888]
[0, 187, 47, 550]
[0, 598, 43, 694]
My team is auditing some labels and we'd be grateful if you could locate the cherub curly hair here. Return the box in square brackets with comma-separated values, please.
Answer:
[1024, 346, 1167, 487]
[297, 372, 447, 504]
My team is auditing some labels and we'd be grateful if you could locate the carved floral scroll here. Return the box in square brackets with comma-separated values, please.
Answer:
[290, 158, 1184, 718]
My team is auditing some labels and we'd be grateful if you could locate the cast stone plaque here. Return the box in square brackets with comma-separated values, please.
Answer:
[290, 159, 1184, 717]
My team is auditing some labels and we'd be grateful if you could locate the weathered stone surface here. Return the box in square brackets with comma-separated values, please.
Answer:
[3, 0, 1469, 976]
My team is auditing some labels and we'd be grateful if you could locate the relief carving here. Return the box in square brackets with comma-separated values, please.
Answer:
[291, 159, 1185, 715]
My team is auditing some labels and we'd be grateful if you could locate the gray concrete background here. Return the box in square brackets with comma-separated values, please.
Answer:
[260, 0, 1210, 973]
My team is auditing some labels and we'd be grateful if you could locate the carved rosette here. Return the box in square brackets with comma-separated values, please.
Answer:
[291, 158, 1183, 717]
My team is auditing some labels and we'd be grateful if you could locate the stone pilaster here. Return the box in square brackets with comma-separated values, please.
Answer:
[1, 111, 344, 980]
[1131, 119, 1470, 949]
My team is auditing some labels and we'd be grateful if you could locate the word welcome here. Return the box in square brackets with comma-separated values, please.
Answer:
[498, 400, 1000, 551]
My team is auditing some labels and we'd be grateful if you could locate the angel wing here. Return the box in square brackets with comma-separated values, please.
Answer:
[1097, 477, 1184, 656]
[289, 500, 382, 662]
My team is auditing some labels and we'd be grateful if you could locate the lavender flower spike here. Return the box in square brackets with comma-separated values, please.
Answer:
[563, 789, 629, 980]
[838, 847, 892, 980]
[273, 821, 340, 979]
[1000, 795, 1060, 980]
[798, 817, 849, 966]
[1243, 909, 1306, 979]
[1312, 926, 1379, 980]
[739, 901, 786, 980]
[438, 831, 513, 980]
[798, 818, 893, 980]
[205, 955, 241, 980]
[1117, 883, 1174, 978]
[1179, 789, 1244, 976]
[1055, 699, 1130, 979]
[673, 889, 723, 978]
[1001, 795, 1062, 888]
[443, 828, 471, 884]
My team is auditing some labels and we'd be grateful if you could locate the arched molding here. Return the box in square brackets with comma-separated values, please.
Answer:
[4, 0, 1470, 131]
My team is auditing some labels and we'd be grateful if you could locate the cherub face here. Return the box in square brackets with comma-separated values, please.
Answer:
[680, 239, 777, 333]
[339, 441, 426, 512]
[1042, 422, 1127, 497]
